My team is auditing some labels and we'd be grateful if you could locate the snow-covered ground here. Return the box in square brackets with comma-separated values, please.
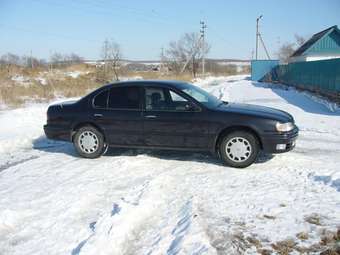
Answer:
[0, 75, 339, 255]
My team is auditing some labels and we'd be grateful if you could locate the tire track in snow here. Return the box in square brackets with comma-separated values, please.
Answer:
[75, 173, 168, 254]
[0, 155, 39, 173]
[121, 164, 220, 255]
[166, 200, 194, 255]
[75, 160, 206, 255]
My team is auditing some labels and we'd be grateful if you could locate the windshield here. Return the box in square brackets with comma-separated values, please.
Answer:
[179, 83, 223, 108]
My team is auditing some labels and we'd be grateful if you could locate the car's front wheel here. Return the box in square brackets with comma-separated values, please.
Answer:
[219, 131, 260, 168]
[73, 126, 106, 158]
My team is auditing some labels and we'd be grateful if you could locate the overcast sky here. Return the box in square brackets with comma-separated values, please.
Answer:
[1, 0, 340, 60]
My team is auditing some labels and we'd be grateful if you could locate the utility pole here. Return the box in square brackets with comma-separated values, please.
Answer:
[160, 47, 164, 73]
[200, 20, 207, 76]
[259, 33, 271, 60]
[30, 50, 34, 69]
[256, 15, 262, 60]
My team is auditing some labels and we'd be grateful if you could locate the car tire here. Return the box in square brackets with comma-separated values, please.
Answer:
[73, 126, 106, 158]
[219, 131, 260, 168]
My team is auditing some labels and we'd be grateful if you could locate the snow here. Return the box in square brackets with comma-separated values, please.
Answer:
[10, 75, 31, 86]
[0, 103, 46, 154]
[217, 61, 250, 66]
[0, 75, 340, 254]
[10, 71, 85, 87]
[66, 71, 87, 78]
[119, 76, 144, 81]
[35, 77, 47, 85]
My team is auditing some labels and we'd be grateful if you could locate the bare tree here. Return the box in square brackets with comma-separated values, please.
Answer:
[277, 42, 296, 63]
[66, 53, 84, 64]
[0, 53, 21, 65]
[166, 32, 210, 77]
[50, 52, 64, 67]
[22, 55, 43, 68]
[277, 34, 306, 63]
[294, 34, 306, 46]
[101, 39, 122, 81]
[49, 52, 83, 69]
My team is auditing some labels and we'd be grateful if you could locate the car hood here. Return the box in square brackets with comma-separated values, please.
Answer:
[218, 102, 294, 122]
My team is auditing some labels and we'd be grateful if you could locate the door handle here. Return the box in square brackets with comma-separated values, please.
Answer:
[144, 115, 157, 119]
[94, 113, 103, 117]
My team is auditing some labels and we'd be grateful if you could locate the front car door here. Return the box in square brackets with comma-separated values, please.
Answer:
[91, 85, 143, 146]
[143, 86, 211, 150]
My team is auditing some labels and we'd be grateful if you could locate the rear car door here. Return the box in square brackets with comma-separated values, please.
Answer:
[143, 86, 211, 149]
[91, 85, 143, 146]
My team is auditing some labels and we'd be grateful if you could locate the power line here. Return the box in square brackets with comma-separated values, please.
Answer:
[0, 23, 102, 44]
[208, 26, 234, 47]
[4, 0, 250, 61]
[80, 0, 176, 26]
[32, 0, 182, 28]
[82, 0, 169, 20]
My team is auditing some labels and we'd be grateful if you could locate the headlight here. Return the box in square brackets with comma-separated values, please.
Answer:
[276, 122, 294, 132]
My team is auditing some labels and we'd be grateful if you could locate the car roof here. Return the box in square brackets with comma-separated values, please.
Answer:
[104, 80, 190, 89]
[83, 80, 193, 102]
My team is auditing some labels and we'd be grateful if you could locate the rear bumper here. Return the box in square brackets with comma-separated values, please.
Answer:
[44, 124, 71, 142]
[261, 127, 298, 153]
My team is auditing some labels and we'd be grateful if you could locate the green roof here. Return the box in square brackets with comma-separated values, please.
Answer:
[291, 25, 340, 57]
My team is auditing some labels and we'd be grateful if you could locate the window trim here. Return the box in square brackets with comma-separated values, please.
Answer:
[92, 89, 109, 109]
[143, 86, 202, 113]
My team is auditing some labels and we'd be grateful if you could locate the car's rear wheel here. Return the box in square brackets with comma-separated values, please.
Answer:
[219, 131, 259, 168]
[74, 126, 106, 158]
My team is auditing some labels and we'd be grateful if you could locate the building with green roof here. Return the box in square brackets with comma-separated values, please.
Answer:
[290, 25, 340, 62]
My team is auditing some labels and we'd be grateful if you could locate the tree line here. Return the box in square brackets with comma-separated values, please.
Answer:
[0, 52, 84, 68]
[100, 32, 210, 81]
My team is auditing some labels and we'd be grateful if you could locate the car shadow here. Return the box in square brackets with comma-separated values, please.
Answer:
[33, 136, 275, 166]
[33, 136, 80, 157]
[251, 81, 340, 116]
[104, 147, 274, 166]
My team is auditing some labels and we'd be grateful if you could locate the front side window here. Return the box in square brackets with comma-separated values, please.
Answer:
[145, 87, 166, 111]
[108, 86, 141, 109]
[145, 87, 195, 111]
[93, 89, 108, 108]
[179, 83, 223, 108]
[169, 90, 187, 102]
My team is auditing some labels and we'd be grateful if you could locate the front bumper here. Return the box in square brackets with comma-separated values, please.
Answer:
[44, 124, 71, 141]
[261, 127, 299, 153]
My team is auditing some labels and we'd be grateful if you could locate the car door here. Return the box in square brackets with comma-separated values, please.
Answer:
[143, 86, 211, 149]
[91, 85, 143, 146]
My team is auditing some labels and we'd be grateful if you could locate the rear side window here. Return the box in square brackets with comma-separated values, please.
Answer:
[93, 90, 108, 108]
[108, 86, 141, 109]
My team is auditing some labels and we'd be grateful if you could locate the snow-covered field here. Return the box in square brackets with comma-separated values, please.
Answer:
[0, 75, 339, 254]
